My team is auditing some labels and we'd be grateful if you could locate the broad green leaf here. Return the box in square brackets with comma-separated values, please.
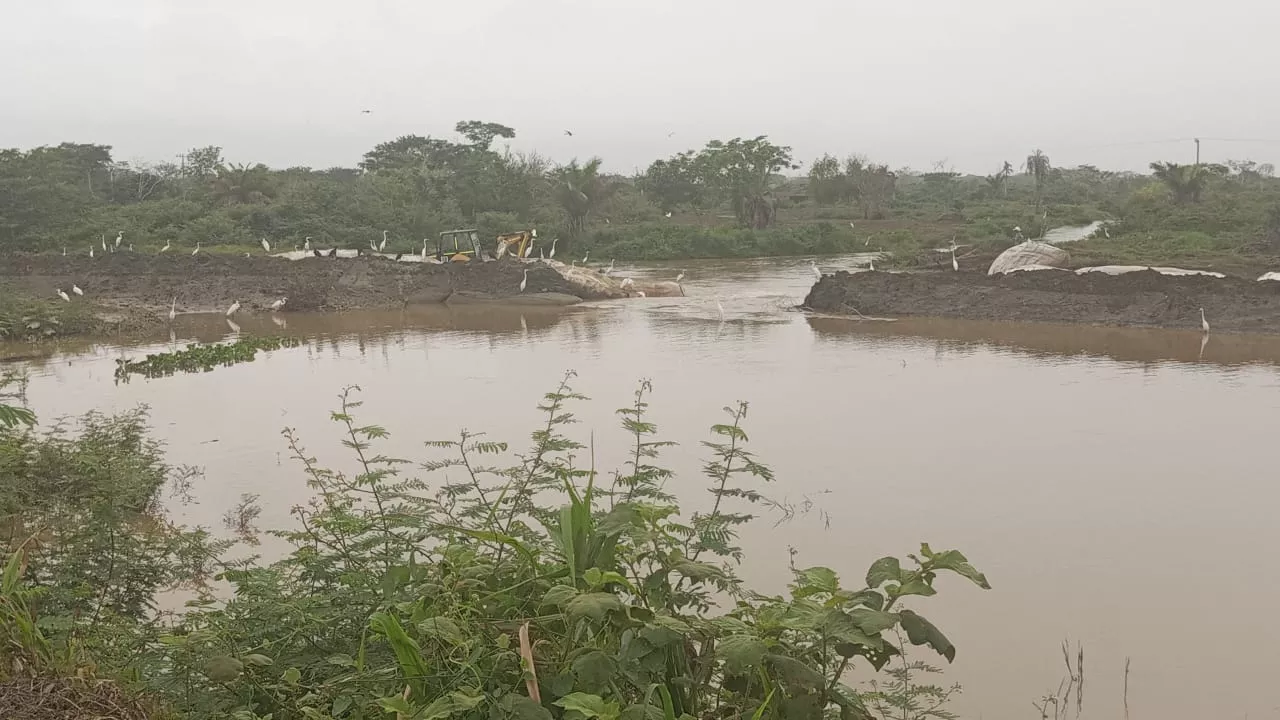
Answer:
[542, 584, 579, 607]
[282, 667, 302, 684]
[496, 694, 553, 720]
[242, 653, 273, 666]
[375, 696, 412, 715]
[923, 547, 991, 589]
[834, 589, 885, 610]
[792, 566, 839, 597]
[556, 692, 622, 720]
[865, 557, 901, 588]
[848, 608, 899, 635]
[899, 609, 956, 662]
[418, 617, 468, 646]
[566, 592, 624, 621]
[204, 655, 243, 682]
[718, 635, 767, 673]
[889, 575, 936, 599]
[572, 650, 616, 693]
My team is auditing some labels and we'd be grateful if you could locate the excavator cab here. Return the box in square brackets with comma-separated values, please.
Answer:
[495, 229, 537, 260]
[437, 229, 483, 262]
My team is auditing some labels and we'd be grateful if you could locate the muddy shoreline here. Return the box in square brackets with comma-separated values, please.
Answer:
[0, 254, 639, 331]
[803, 269, 1280, 333]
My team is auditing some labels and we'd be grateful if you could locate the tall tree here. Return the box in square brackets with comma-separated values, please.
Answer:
[845, 156, 895, 219]
[1024, 149, 1051, 211]
[695, 136, 795, 229]
[553, 158, 614, 235]
[1149, 161, 1222, 204]
[808, 154, 847, 205]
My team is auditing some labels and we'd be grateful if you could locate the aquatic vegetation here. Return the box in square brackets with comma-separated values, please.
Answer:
[1, 376, 989, 720]
[114, 336, 302, 380]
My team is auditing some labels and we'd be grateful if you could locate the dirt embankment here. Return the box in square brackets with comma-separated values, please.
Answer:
[0, 254, 630, 322]
[803, 269, 1280, 333]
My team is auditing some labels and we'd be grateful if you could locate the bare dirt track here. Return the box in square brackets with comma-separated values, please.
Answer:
[803, 269, 1280, 333]
[0, 253, 595, 320]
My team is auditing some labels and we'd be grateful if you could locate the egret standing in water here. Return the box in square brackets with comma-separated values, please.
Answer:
[261, 238, 271, 253]
[168, 297, 177, 323]
[269, 297, 287, 311]
[191, 242, 201, 256]
[226, 300, 240, 317]
[72, 284, 83, 296]
[1200, 308, 1210, 333]
[519, 269, 528, 292]
[56, 288, 70, 302]
[716, 299, 725, 322]
[548, 238, 557, 259]
[810, 260, 822, 281]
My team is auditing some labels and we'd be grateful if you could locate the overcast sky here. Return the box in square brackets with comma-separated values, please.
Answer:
[3, 0, 1278, 175]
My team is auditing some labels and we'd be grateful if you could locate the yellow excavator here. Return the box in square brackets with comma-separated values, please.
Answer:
[495, 230, 536, 260]
[436, 228, 537, 262]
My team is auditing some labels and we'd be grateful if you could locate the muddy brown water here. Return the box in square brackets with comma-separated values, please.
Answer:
[6, 255, 1280, 720]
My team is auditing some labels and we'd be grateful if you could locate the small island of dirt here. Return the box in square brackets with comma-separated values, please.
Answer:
[803, 269, 1280, 333]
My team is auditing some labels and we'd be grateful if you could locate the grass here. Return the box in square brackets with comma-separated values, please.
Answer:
[0, 286, 102, 341]
[1067, 229, 1280, 276]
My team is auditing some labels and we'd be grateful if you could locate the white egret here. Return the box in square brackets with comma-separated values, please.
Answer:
[849, 222, 856, 230]
[1200, 308, 1210, 333]
[548, 238, 557, 259]
[72, 284, 83, 296]
[636, 291, 646, 298]
[168, 297, 177, 322]
[582, 250, 589, 265]
[191, 241, 201, 256]
[89, 246, 94, 258]
[379, 230, 388, 252]
[61, 247, 66, 257]
[676, 270, 685, 283]
[100, 235, 107, 252]
[160, 239, 171, 252]
[1103, 226, 1111, 239]
[950, 246, 959, 272]
[129, 244, 133, 251]
[56, 288, 70, 302]
[261, 238, 271, 253]
[810, 260, 822, 281]
[226, 300, 240, 317]
[519, 269, 528, 292]
[115, 231, 123, 248]
[664, 212, 672, 219]
[531, 228, 538, 238]
[869, 257, 876, 272]
[269, 297, 287, 311]
[303, 237, 313, 252]
[524, 240, 535, 258]
[716, 299, 725, 321]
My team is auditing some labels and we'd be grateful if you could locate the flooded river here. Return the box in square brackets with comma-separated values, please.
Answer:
[7, 255, 1280, 720]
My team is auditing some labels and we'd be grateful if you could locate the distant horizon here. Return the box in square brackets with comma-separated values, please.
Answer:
[8, 131, 1276, 180]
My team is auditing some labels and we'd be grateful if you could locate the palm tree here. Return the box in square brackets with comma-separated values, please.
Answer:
[209, 163, 275, 205]
[553, 158, 615, 236]
[1024, 150, 1051, 211]
[1149, 161, 1220, 204]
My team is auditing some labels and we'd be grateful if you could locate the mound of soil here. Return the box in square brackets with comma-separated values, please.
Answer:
[804, 269, 1280, 333]
[0, 254, 594, 321]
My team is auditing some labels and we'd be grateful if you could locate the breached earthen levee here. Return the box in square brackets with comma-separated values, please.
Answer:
[803, 268, 1280, 333]
[0, 253, 671, 319]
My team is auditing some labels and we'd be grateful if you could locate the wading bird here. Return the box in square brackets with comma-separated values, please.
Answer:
[548, 238, 557, 259]
[100, 235, 107, 252]
[1200, 308, 1210, 333]
[226, 300, 240, 317]
[869, 257, 876, 272]
[519, 269, 528, 292]
[676, 270, 685, 284]
[379, 230, 388, 252]
[56, 288, 70, 302]
[72, 284, 83, 296]
[849, 222, 856, 230]
[665, 212, 672, 219]
[564, 130, 573, 136]
[168, 297, 176, 322]
[89, 246, 94, 258]
[951, 245, 959, 272]
[261, 238, 271, 253]
[160, 239, 171, 252]
[810, 260, 822, 281]
[716, 299, 725, 322]
[115, 231, 123, 248]
[191, 241, 201, 256]
[61, 247, 66, 257]
[269, 297, 287, 311]
[524, 240, 535, 258]
[581, 250, 589, 265]
[303, 237, 312, 252]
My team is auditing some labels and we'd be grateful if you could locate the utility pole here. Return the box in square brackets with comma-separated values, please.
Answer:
[1194, 137, 1201, 166]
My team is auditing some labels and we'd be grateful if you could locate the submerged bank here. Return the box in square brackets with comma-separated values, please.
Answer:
[804, 268, 1280, 333]
[0, 254, 678, 335]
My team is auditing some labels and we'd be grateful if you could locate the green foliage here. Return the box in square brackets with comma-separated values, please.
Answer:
[3, 377, 989, 720]
[114, 336, 304, 380]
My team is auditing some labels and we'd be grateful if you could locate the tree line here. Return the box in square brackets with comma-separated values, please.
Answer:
[2, 122, 1278, 256]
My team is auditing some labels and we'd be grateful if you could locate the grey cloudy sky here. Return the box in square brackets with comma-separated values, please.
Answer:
[3, 0, 1278, 174]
